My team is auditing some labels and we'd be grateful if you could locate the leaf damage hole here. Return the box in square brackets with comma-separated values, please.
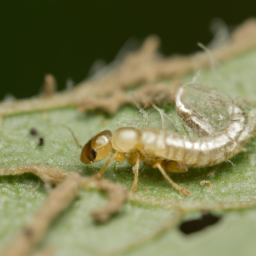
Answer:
[179, 212, 222, 235]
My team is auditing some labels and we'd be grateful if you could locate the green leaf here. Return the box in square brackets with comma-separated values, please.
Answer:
[1, 48, 256, 256]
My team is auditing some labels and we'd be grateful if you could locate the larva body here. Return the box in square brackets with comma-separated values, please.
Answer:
[80, 84, 256, 194]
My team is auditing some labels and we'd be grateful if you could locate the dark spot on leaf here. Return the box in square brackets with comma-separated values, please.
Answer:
[179, 212, 222, 235]
[30, 128, 38, 136]
[38, 137, 44, 146]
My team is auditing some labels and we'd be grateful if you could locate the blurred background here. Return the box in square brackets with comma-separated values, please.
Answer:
[0, 1, 254, 99]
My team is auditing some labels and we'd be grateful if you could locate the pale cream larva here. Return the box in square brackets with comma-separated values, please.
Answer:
[79, 84, 256, 195]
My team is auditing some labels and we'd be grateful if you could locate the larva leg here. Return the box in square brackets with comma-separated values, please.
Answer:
[131, 154, 140, 192]
[155, 163, 191, 195]
[115, 152, 126, 171]
[97, 153, 117, 178]
[161, 160, 188, 173]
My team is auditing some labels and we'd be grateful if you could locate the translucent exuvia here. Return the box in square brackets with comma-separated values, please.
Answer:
[140, 83, 256, 167]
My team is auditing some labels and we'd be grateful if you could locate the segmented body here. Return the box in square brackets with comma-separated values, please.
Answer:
[139, 126, 245, 168]
[133, 85, 256, 168]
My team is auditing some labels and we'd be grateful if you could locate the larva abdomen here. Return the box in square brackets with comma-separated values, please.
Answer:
[140, 120, 252, 168]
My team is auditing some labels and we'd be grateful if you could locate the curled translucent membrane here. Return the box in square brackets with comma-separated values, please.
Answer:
[117, 84, 235, 138]
[176, 83, 233, 136]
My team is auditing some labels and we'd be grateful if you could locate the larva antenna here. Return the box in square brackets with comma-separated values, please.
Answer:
[65, 126, 82, 149]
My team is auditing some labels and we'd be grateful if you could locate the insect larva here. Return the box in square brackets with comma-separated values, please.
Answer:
[78, 84, 256, 195]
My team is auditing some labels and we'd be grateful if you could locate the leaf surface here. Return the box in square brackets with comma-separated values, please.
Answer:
[1, 48, 256, 256]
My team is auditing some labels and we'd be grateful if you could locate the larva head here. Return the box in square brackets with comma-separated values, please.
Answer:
[81, 130, 112, 164]
[111, 127, 141, 153]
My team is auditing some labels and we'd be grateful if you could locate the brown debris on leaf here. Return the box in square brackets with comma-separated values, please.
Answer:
[42, 74, 57, 98]
[0, 165, 128, 256]
[1, 19, 256, 116]
[90, 178, 128, 223]
[0, 165, 67, 184]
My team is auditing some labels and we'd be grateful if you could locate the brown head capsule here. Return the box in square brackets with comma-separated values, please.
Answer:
[81, 130, 112, 164]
